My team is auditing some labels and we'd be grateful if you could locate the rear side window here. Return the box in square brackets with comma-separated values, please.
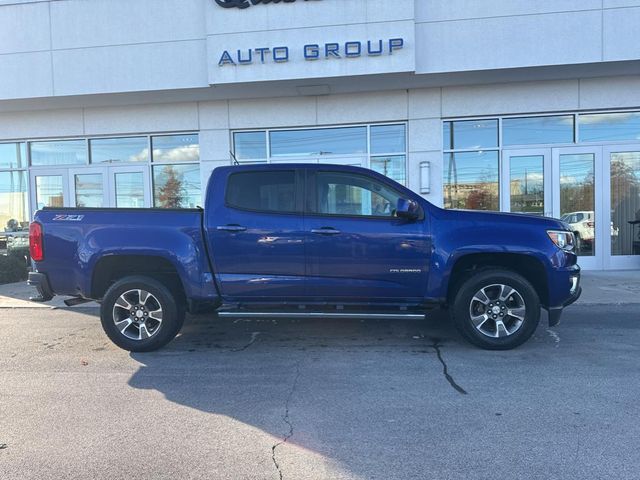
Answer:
[226, 171, 296, 213]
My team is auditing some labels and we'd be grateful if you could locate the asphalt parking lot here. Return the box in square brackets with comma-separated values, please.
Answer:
[0, 303, 639, 480]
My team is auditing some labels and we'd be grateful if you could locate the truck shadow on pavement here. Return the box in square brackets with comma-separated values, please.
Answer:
[124, 311, 518, 478]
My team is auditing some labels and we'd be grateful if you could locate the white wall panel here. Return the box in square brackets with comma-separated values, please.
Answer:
[51, 0, 205, 49]
[416, 11, 602, 74]
[198, 101, 230, 130]
[0, 52, 53, 100]
[83, 103, 199, 136]
[579, 76, 640, 110]
[229, 96, 317, 129]
[317, 91, 407, 125]
[199, 129, 231, 162]
[603, 7, 640, 61]
[0, 1, 49, 54]
[52, 41, 208, 96]
[408, 88, 441, 120]
[0, 108, 83, 140]
[442, 80, 580, 117]
[408, 118, 441, 152]
[417, 0, 601, 22]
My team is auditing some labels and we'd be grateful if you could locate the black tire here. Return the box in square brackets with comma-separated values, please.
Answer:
[100, 275, 185, 352]
[450, 269, 540, 350]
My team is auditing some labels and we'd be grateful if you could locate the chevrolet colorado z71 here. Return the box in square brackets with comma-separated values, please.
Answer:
[29, 164, 581, 351]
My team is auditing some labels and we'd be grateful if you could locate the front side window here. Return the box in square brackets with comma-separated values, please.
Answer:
[314, 172, 402, 218]
[226, 171, 296, 213]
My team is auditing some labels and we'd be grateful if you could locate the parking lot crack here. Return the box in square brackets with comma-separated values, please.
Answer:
[231, 331, 261, 352]
[271, 360, 302, 480]
[430, 339, 468, 395]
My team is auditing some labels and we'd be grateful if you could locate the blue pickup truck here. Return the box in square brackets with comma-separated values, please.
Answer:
[28, 164, 581, 351]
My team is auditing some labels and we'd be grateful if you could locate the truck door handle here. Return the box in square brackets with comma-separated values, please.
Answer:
[217, 225, 247, 232]
[311, 228, 341, 235]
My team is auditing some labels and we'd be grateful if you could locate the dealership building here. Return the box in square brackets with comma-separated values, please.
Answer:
[1, 0, 640, 270]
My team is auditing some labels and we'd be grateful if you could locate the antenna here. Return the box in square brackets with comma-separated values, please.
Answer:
[230, 150, 239, 166]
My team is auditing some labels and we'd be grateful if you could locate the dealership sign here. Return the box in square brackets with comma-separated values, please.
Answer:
[215, 0, 321, 9]
[218, 38, 404, 66]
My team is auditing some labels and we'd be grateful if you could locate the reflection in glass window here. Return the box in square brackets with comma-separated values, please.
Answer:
[443, 121, 452, 150]
[509, 155, 544, 215]
[152, 134, 199, 163]
[444, 151, 499, 211]
[114, 172, 145, 208]
[226, 171, 296, 213]
[370, 124, 406, 154]
[90, 137, 148, 163]
[270, 127, 367, 157]
[371, 156, 406, 185]
[234, 131, 267, 160]
[74, 174, 104, 208]
[445, 119, 498, 150]
[0, 143, 26, 169]
[314, 172, 402, 217]
[153, 164, 201, 209]
[31, 140, 87, 166]
[35, 175, 64, 209]
[560, 153, 595, 256]
[580, 112, 640, 142]
[610, 152, 640, 256]
[503, 115, 574, 146]
[0, 171, 28, 231]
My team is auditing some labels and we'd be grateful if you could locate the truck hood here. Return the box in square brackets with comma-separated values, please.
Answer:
[434, 207, 570, 231]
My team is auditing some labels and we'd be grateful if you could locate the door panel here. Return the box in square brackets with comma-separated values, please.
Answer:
[30, 169, 70, 216]
[552, 146, 604, 270]
[69, 167, 108, 208]
[502, 149, 551, 216]
[108, 166, 150, 208]
[207, 169, 306, 298]
[305, 170, 430, 301]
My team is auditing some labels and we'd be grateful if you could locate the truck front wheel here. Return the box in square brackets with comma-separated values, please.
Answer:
[451, 269, 540, 350]
[100, 275, 185, 352]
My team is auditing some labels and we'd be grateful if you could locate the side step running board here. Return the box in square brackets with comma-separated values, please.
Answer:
[217, 311, 426, 320]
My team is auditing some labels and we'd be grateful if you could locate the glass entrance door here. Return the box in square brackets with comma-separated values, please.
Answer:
[30, 169, 70, 214]
[69, 167, 108, 208]
[552, 146, 604, 270]
[502, 149, 552, 217]
[109, 166, 150, 208]
[604, 145, 640, 269]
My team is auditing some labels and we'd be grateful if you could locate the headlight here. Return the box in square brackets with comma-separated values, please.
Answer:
[547, 230, 575, 251]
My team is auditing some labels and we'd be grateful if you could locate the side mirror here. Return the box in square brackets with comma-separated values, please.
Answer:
[396, 198, 420, 220]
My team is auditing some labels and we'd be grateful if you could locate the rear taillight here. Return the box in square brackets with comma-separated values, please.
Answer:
[29, 222, 44, 262]
[586, 221, 595, 228]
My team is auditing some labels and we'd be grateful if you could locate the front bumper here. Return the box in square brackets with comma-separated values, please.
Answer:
[27, 272, 54, 302]
[547, 269, 582, 327]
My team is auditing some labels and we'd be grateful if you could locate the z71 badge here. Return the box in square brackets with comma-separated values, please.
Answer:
[52, 214, 84, 222]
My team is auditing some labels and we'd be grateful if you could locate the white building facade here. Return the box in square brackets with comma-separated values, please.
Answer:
[1, 0, 640, 270]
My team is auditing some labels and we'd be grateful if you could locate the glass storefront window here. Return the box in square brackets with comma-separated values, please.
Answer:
[0, 143, 26, 169]
[371, 156, 406, 185]
[559, 153, 595, 256]
[444, 151, 499, 211]
[503, 115, 574, 146]
[580, 113, 640, 143]
[153, 164, 201, 209]
[610, 152, 640, 256]
[0, 171, 28, 231]
[74, 173, 104, 208]
[509, 155, 544, 215]
[114, 172, 145, 208]
[152, 134, 199, 163]
[270, 127, 367, 157]
[31, 140, 87, 166]
[444, 120, 498, 150]
[370, 124, 406, 154]
[35, 175, 64, 209]
[234, 131, 267, 160]
[90, 137, 148, 164]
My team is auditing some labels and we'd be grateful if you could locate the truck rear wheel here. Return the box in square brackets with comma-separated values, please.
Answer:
[100, 275, 185, 352]
[451, 269, 540, 350]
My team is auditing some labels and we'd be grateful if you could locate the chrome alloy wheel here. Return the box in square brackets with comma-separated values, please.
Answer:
[468, 284, 526, 338]
[112, 289, 163, 341]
